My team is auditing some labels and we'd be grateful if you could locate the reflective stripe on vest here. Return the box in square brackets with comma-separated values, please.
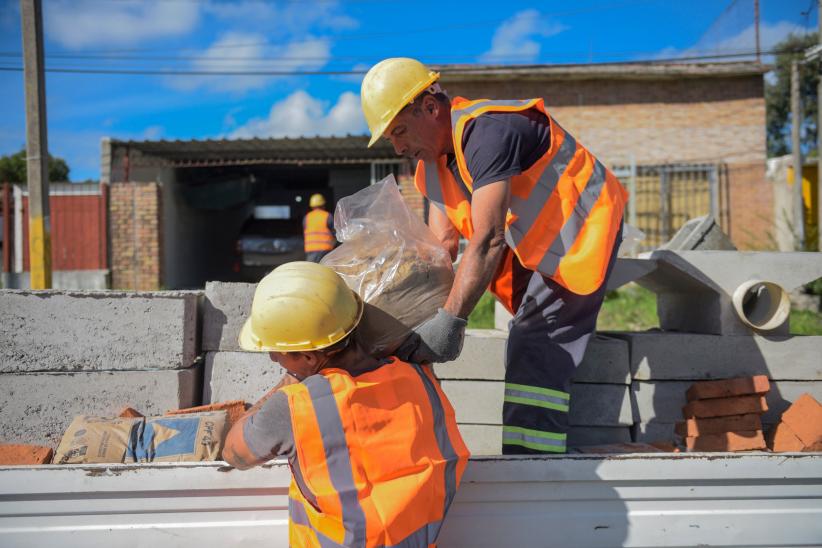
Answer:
[414, 97, 627, 296]
[304, 209, 335, 252]
[284, 359, 470, 547]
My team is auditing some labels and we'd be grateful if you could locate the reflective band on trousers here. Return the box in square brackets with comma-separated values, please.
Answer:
[502, 425, 567, 453]
[503, 382, 569, 412]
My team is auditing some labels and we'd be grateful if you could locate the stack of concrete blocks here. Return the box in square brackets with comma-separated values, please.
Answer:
[0, 290, 202, 448]
[607, 250, 822, 446]
[202, 282, 633, 455]
[202, 282, 288, 405]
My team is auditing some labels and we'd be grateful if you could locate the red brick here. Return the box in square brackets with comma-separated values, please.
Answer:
[686, 375, 770, 401]
[167, 400, 249, 429]
[648, 441, 680, 453]
[685, 430, 766, 452]
[767, 422, 805, 452]
[118, 407, 144, 418]
[0, 444, 54, 465]
[780, 393, 822, 447]
[675, 413, 762, 437]
[682, 395, 767, 419]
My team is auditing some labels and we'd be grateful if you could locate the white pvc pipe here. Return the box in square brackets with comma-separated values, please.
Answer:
[732, 279, 791, 332]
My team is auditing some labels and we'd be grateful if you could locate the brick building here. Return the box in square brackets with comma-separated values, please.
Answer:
[103, 61, 769, 290]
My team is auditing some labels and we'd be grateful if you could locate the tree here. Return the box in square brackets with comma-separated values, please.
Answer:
[0, 148, 70, 183]
[766, 33, 820, 158]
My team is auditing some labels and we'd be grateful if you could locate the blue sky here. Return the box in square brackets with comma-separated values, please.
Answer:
[0, 0, 817, 181]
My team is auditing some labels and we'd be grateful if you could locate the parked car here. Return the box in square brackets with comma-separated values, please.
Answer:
[234, 210, 305, 282]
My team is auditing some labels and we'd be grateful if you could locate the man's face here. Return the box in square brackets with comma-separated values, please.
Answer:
[384, 95, 448, 163]
[269, 351, 318, 381]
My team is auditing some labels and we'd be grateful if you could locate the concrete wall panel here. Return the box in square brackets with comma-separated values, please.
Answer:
[0, 290, 199, 372]
[611, 332, 822, 380]
[0, 365, 202, 447]
[203, 351, 286, 404]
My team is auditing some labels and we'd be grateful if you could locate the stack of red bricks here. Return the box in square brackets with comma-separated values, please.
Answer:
[677, 375, 769, 452]
[767, 393, 822, 452]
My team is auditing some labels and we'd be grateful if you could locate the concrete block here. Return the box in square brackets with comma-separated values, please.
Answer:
[0, 290, 199, 372]
[441, 381, 633, 427]
[453, 425, 632, 455]
[203, 351, 286, 404]
[568, 426, 632, 447]
[202, 282, 255, 352]
[457, 424, 501, 456]
[631, 380, 822, 425]
[633, 422, 678, 443]
[435, 332, 630, 385]
[610, 332, 822, 381]
[633, 250, 822, 335]
[0, 365, 202, 447]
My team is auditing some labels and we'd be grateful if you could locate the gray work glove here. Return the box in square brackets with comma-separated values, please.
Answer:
[397, 308, 467, 364]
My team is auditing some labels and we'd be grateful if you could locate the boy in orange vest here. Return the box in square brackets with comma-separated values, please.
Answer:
[303, 193, 336, 263]
[223, 262, 470, 547]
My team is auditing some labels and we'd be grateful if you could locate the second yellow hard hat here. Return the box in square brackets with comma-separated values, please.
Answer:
[238, 262, 363, 353]
[361, 57, 440, 147]
[309, 193, 326, 208]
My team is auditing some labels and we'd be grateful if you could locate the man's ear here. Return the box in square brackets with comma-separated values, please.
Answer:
[423, 94, 439, 117]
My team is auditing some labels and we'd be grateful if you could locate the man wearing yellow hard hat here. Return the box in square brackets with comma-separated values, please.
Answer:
[303, 192, 336, 263]
[361, 58, 628, 455]
[223, 261, 469, 547]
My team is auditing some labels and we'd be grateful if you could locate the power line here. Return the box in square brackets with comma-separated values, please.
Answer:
[0, 49, 794, 77]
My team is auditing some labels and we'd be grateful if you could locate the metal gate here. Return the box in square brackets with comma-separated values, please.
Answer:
[613, 162, 730, 252]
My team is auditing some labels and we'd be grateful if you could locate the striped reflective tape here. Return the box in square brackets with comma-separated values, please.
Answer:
[502, 425, 567, 453]
[289, 498, 347, 548]
[504, 382, 570, 412]
[506, 129, 578, 250]
[304, 375, 367, 547]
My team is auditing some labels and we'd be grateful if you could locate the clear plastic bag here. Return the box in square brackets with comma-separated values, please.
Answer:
[321, 175, 454, 357]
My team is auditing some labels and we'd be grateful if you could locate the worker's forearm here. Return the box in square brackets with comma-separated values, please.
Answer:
[444, 229, 507, 319]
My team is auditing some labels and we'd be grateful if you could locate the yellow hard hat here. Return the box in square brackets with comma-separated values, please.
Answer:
[309, 193, 326, 208]
[361, 57, 440, 147]
[238, 262, 363, 353]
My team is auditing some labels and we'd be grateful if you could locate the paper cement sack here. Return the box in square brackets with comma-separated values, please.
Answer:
[53, 415, 141, 464]
[128, 411, 227, 463]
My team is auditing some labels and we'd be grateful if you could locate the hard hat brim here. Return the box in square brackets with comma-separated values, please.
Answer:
[237, 290, 365, 353]
[366, 71, 440, 148]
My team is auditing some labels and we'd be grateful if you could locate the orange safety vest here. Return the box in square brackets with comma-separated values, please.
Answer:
[414, 97, 628, 309]
[282, 358, 470, 548]
[304, 209, 336, 253]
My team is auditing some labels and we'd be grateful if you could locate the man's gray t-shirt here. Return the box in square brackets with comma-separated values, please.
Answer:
[446, 108, 551, 189]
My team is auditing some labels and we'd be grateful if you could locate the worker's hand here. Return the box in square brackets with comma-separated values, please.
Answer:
[400, 308, 467, 364]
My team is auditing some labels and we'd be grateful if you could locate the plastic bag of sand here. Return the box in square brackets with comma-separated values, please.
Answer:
[322, 175, 454, 358]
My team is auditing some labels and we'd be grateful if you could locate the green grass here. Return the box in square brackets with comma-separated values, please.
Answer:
[467, 292, 496, 328]
[467, 284, 822, 335]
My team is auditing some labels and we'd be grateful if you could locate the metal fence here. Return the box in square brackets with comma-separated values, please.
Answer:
[613, 162, 730, 252]
[1, 182, 108, 289]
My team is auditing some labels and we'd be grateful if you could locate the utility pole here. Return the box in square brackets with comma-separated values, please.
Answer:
[818, 0, 821, 251]
[754, 0, 761, 63]
[791, 59, 806, 250]
[20, 0, 51, 288]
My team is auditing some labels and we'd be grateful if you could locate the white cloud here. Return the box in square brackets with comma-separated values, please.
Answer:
[479, 10, 568, 63]
[656, 20, 813, 61]
[168, 32, 331, 93]
[203, 0, 357, 34]
[44, 0, 199, 49]
[229, 91, 366, 139]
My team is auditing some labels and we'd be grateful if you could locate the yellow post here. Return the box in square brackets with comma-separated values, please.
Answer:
[28, 213, 51, 288]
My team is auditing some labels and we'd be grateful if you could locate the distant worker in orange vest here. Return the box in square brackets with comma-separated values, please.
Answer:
[303, 193, 336, 263]
[361, 58, 628, 455]
[223, 262, 470, 547]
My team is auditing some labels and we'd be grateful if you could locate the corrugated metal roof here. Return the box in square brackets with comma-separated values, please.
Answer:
[110, 135, 397, 167]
